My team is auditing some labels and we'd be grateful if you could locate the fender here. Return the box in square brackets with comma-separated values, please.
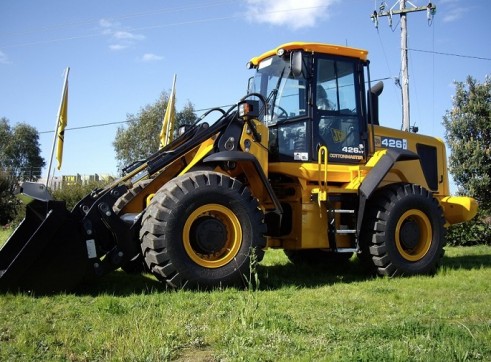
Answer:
[203, 151, 283, 214]
[356, 148, 419, 233]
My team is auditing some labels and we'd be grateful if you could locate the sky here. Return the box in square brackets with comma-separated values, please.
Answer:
[1, 0, 490, 181]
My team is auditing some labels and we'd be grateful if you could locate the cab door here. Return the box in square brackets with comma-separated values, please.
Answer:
[313, 56, 367, 163]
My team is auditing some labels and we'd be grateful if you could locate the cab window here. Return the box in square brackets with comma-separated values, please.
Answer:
[315, 58, 365, 163]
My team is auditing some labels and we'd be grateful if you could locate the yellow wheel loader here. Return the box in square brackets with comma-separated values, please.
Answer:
[0, 42, 478, 292]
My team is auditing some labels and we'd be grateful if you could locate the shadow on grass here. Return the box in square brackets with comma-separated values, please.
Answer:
[73, 270, 166, 296]
[72, 259, 375, 296]
[441, 253, 491, 270]
[8, 249, 490, 297]
[257, 259, 374, 290]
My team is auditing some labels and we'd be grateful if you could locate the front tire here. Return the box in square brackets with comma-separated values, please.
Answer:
[139, 171, 266, 289]
[361, 184, 445, 276]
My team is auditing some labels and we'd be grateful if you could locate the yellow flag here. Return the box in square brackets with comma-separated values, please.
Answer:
[56, 69, 69, 170]
[159, 75, 176, 149]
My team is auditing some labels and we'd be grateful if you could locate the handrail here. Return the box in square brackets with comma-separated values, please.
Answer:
[317, 145, 328, 205]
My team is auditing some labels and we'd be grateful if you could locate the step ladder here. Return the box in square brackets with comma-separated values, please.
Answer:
[312, 146, 358, 253]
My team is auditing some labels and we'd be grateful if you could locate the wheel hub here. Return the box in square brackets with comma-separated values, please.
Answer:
[191, 216, 227, 254]
[399, 219, 421, 250]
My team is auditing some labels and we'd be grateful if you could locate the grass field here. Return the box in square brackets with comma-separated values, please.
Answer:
[0, 228, 490, 361]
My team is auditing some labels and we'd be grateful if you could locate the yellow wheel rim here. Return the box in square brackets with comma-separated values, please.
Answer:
[395, 209, 432, 261]
[183, 204, 242, 268]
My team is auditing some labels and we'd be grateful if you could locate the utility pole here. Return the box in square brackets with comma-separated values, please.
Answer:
[371, 1, 436, 132]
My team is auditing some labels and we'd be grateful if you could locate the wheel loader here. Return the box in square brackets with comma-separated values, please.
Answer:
[0, 42, 478, 293]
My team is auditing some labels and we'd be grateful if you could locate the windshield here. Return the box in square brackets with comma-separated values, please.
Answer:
[249, 55, 308, 125]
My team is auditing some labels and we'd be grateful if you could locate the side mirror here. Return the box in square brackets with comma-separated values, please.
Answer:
[290, 51, 303, 78]
[368, 81, 384, 125]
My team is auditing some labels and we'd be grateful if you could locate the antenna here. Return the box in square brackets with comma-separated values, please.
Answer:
[371, 1, 436, 132]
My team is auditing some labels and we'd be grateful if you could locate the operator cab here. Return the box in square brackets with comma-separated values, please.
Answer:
[248, 42, 370, 164]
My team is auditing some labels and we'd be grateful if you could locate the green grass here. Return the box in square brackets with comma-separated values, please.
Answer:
[0, 228, 12, 247]
[1, 228, 490, 361]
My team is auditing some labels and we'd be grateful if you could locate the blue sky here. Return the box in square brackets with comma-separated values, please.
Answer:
[1, 0, 490, 179]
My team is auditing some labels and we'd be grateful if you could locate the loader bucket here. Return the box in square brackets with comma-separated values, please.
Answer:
[0, 199, 93, 293]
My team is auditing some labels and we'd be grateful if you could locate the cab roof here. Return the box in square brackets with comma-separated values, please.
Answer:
[249, 42, 368, 66]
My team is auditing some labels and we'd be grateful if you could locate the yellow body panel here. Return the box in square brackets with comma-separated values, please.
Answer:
[179, 138, 215, 175]
[266, 124, 476, 249]
[440, 196, 478, 225]
[250, 42, 368, 65]
[239, 119, 269, 177]
[371, 125, 451, 195]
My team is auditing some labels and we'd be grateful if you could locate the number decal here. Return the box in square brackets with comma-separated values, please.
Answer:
[380, 137, 407, 150]
[342, 146, 364, 154]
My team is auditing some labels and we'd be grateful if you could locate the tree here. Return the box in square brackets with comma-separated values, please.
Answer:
[0, 117, 46, 181]
[443, 75, 491, 245]
[113, 92, 196, 171]
[0, 171, 20, 225]
[0, 117, 44, 225]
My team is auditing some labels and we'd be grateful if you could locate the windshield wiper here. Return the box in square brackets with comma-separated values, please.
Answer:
[270, 68, 286, 116]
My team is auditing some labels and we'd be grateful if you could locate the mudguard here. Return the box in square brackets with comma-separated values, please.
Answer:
[356, 149, 419, 233]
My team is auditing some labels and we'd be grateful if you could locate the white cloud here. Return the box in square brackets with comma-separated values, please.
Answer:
[244, 0, 338, 30]
[109, 44, 128, 51]
[442, 8, 467, 23]
[140, 53, 164, 62]
[99, 18, 145, 51]
[113, 31, 145, 41]
[439, 0, 468, 23]
[0, 50, 10, 64]
[99, 18, 114, 28]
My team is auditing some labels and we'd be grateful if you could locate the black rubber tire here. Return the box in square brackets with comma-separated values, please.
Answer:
[113, 179, 153, 274]
[139, 171, 267, 289]
[360, 183, 445, 276]
[113, 179, 153, 214]
[284, 249, 353, 265]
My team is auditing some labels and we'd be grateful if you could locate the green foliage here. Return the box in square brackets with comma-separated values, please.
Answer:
[447, 209, 491, 246]
[0, 117, 45, 181]
[51, 180, 108, 210]
[443, 76, 491, 209]
[0, 247, 490, 361]
[0, 172, 21, 225]
[112, 92, 196, 171]
[443, 76, 491, 245]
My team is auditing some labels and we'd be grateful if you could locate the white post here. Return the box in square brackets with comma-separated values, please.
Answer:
[370, 1, 436, 132]
[400, 0, 410, 131]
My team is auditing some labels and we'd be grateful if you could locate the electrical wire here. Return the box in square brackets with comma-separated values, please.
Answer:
[407, 48, 491, 61]
[1, 4, 337, 49]
[37, 104, 236, 134]
[1, 0, 234, 38]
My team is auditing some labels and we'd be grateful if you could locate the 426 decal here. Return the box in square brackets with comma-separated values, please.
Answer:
[375, 136, 407, 150]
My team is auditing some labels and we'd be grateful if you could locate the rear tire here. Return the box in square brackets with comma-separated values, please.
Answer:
[361, 184, 445, 276]
[139, 171, 267, 289]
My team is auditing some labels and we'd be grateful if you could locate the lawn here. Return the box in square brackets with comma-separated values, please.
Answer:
[0, 228, 490, 361]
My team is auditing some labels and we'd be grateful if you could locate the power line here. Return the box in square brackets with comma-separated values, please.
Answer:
[39, 120, 130, 134]
[371, 0, 437, 131]
[1, 4, 335, 49]
[38, 104, 235, 134]
[1, 1, 234, 38]
[408, 48, 491, 61]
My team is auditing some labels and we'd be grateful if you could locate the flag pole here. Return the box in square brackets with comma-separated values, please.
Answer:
[159, 74, 177, 149]
[46, 67, 70, 189]
[165, 74, 177, 144]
